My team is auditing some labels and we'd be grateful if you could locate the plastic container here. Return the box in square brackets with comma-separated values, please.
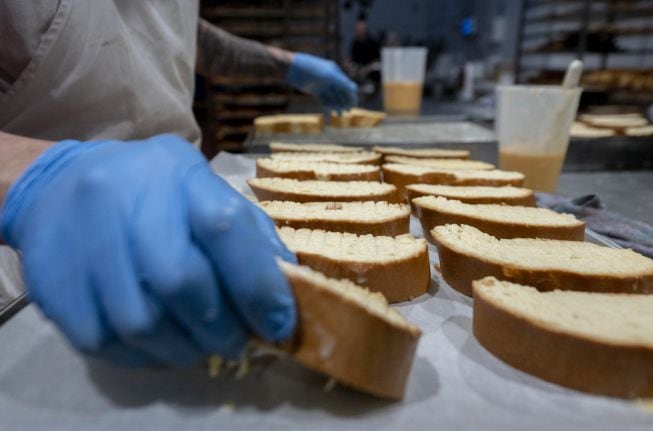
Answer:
[381, 47, 427, 116]
[496, 85, 582, 193]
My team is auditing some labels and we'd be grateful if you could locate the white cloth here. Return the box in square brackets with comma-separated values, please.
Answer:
[0, 0, 201, 144]
[0, 0, 200, 305]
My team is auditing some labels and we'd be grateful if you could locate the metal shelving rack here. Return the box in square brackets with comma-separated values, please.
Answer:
[515, 0, 653, 106]
[197, 0, 339, 157]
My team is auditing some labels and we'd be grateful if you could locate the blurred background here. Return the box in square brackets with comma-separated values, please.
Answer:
[194, 0, 653, 158]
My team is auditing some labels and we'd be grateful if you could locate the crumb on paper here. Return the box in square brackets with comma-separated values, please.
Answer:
[208, 356, 222, 378]
[323, 378, 337, 392]
[235, 357, 250, 380]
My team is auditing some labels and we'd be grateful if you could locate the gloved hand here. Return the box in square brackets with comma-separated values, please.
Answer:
[286, 53, 358, 112]
[1, 135, 296, 366]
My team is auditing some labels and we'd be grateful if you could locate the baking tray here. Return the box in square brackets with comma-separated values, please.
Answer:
[0, 153, 649, 431]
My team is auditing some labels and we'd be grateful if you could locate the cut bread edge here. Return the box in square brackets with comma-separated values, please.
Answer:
[472, 277, 653, 398]
[279, 228, 431, 303]
[256, 159, 381, 182]
[280, 261, 421, 399]
[405, 184, 535, 207]
[413, 196, 585, 242]
[431, 224, 653, 297]
[248, 179, 401, 203]
[259, 201, 411, 236]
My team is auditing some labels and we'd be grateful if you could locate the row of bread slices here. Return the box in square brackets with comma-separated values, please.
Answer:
[254, 108, 387, 134]
[248, 143, 653, 401]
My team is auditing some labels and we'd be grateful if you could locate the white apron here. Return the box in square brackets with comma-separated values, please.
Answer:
[0, 0, 201, 144]
[0, 0, 201, 307]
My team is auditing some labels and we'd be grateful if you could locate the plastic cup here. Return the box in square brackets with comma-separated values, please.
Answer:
[496, 85, 581, 193]
[381, 47, 427, 116]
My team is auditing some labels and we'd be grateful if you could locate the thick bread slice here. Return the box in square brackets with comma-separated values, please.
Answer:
[570, 121, 617, 138]
[406, 184, 535, 206]
[373, 146, 470, 160]
[280, 261, 421, 399]
[256, 158, 381, 181]
[432, 224, 653, 296]
[270, 142, 364, 153]
[385, 156, 494, 170]
[331, 108, 386, 128]
[414, 196, 584, 242]
[259, 201, 410, 236]
[579, 114, 648, 129]
[255, 114, 324, 134]
[382, 163, 524, 197]
[626, 125, 653, 137]
[248, 178, 400, 203]
[473, 277, 653, 398]
[279, 227, 430, 303]
[270, 151, 382, 165]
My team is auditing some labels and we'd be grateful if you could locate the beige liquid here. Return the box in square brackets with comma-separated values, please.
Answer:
[499, 150, 566, 193]
[383, 81, 423, 116]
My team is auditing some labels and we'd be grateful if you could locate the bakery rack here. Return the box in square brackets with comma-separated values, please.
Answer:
[515, 0, 653, 106]
[196, 0, 340, 158]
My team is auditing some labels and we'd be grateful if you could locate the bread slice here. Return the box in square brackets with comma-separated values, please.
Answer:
[414, 196, 584, 242]
[406, 184, 535, 206]
[432, 224, 653, 296]
[330, 108, 386, 128]
[472, 277, 653, 398]
[279, 227, 430, 303]
[280, 261, 421, 399]
[385, 156, 494, 170]
[256, 158, 381, 182]
[579, 113, 648, 129]
[270, 151, 381, 165]
[373, 146, 470, 160]
[626, 125, 653, 137]
[570, 121, 616, 138]
[255, 114, 324, 134]
[259, 201, 410, 236]
[270, 142, 364, 153]
[248, 178, 400, 203]
[382, 163, 524, 197]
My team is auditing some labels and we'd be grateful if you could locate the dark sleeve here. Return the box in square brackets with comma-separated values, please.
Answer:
[196, 18, 292, 79]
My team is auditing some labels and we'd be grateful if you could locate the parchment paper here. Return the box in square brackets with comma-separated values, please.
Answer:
[0, 153, 650, 431]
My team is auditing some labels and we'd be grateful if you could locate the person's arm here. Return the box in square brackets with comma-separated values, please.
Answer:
[196, 19, 358, 111]
[196, 18, 293, 79]
[0, 132, 52, 213]
[1, 134, 297, 365]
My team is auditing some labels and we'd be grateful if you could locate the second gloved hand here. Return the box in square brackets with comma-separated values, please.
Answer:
[1, 135, 297, 366]
[286, 53, 358, 112]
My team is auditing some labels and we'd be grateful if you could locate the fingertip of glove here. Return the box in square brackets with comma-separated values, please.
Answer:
[262, 304, 297, 343]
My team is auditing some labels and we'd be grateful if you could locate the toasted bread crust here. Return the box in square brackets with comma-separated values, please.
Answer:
[382, 166, 524, 199]
[405, 186, 536, 206]
[270, 143, 364, 153]
[291, 243, 430, 303]
[256, 161, 381, 182]
[255, 114, 324, 134]
[248, 180, 402, 203]
[270, 152, 382, 165]
[414, 200, 585, 242]
[271, 214, 410, 237]
[433, 232, 653, 297]
[473, 283, 653, 398]
[373, 146, 470, 161]
[284, 266, 421, 399]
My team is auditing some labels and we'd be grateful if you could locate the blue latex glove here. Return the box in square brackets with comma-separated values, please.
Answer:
[1, 135, 296, 366]
[286, 53, 358, 112]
